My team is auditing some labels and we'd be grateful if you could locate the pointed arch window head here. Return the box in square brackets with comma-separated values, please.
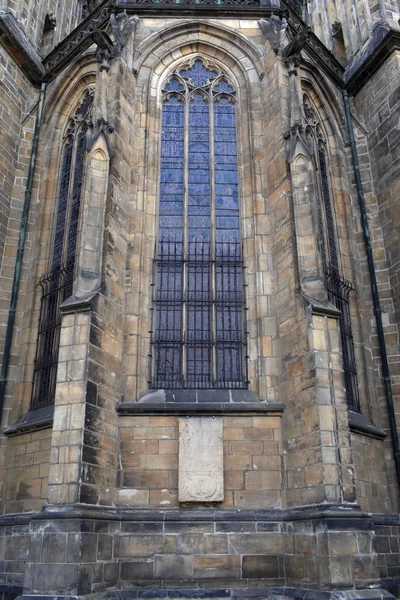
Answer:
[150, 58, 248, 391]
[31, 91, 94, 410]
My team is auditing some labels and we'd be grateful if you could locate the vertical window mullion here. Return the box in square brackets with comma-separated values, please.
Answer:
[210, 92, 217, 386]
[181, 93, 189, 387]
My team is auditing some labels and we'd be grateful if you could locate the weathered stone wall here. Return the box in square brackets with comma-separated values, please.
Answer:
[0, 514, 30, 592]
[2, 428, 51, 514]
[0, 43, 39, 516]
[353, 52, 400, 334]
[2, 0, 82, 50]
[19, 510, 389, 594]
[0, 5, 399, 598]
[0, 44, 35, 358]
[374, 517, 400, 594]
[350, 51, 400, 513]
[351, 432, 395, 514]
[305, 0, 400, 60]
[118, 415, 282, 509]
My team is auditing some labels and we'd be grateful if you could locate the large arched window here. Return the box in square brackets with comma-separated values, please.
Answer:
[304, 93, 360, 412]
[31, 91, 94, 409]
[149, 58, 248, 390]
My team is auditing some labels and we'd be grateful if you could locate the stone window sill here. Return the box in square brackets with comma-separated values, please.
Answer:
[118, 389, 284, 416]
[348, 410, 386, 440]
[3, 405, 54, 436]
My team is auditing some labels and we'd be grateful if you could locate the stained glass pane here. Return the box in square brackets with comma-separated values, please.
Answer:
[52, 137, 73, 268]
[159, 96, 184, 242]
[179, 59, 218, 87]
[188, 93, 210, 243]
[152, 59, 246, 390]
[75, 92, 94, 120]
[213, 79, 235, 94]
[214, 97, 239, 246]
[164, 78, 185, 92]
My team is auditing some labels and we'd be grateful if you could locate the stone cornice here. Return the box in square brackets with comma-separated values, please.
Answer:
[346, 26, 400, 95]
[42, 0, 116, 82]
[0, 0, 345, 89]
[40, 0, 344, 88]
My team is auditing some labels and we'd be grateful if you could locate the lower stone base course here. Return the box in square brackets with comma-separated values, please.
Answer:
[2, 506, 399, 599]
[15, 588, 397, 600]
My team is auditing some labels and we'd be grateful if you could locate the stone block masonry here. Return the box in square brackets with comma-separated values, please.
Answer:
[119, 415, 282, 509]
[17, 507, 399, 596]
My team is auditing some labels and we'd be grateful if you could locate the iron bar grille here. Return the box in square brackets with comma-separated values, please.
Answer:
[318, 145, 360, 413]
[31, 262, 74, 409]
[326, 270, 360, 413]
[149, 240, 248, 389]
[134, 0, 261, 5]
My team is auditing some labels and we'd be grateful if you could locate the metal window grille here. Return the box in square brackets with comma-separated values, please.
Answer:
[326, 269, 360, 412]
[149, 58, 248, 389]
[31, 262, 74, 409]
[149, 240, 248, 389]
[318, 145, 361, 413]
[31, 93, 93, 409]
[134, 0, 260, 5]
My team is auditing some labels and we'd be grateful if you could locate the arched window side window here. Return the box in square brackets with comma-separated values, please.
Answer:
[149, 58, 248, 391]
[31, 91, 94, 410]
[303, 93, 361, 413]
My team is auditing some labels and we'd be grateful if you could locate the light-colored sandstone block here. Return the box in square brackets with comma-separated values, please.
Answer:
[178, 417, 224, 502]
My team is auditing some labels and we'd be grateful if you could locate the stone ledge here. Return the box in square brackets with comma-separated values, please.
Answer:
[118, 401, 284, 416]
[120, 389, 283, 415]
[0, 512, 37, 526]
[348, 411, 386, 440]
[301, 293, 341, 318]
[346, 25, 400, 95]
[35, 502, 370, 523]
[3, 405, 54, 436]
[16, 587, 396, 600]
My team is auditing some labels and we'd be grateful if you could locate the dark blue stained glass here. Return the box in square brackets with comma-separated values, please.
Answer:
[216, 171, 238, 184]
[216, 229, 239, 243]
[159, 96, 184, 241]
[188, 93, 210, 239]
[216, 216, 240, 230]
[153, 61, 247, 389]
[214, 97, 239, 242]
[179, 59, 218, 88]
[159, 202, 183, 215]
[164, 77, 185, 92]
[213, 79, 235, 94]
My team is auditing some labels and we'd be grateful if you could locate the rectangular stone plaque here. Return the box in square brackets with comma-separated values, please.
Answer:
[178, 417, 224, 502]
